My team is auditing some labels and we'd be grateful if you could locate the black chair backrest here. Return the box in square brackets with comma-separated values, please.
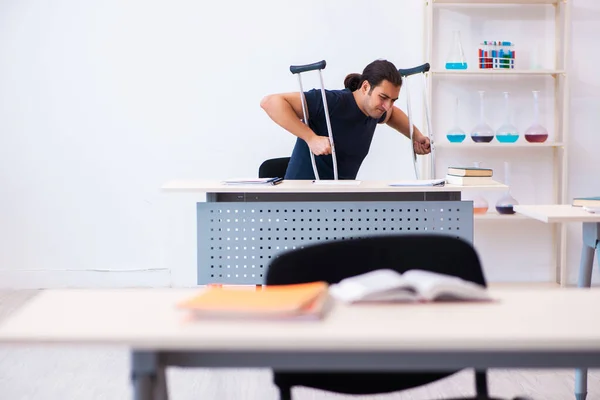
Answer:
[265, 234, 489, 399]
[259, 157, 291, 178]
[266, 234, 486, 287]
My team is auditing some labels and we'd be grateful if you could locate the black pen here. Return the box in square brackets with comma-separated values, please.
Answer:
[271, 177, 284, 185]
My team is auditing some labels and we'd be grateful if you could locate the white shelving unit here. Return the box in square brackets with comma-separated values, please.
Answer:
[424, 0, 571, 284]
[436, 142, 564, 148]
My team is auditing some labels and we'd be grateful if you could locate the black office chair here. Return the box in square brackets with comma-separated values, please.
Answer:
[265, 234, 531, 400]
[258, 157, 290, 178]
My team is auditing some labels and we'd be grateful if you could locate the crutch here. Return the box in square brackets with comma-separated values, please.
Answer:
[398, 63, 435, 180]
[289, 60, 338, 180]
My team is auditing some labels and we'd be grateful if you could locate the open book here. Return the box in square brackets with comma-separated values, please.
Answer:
[329, 269, 491, 303]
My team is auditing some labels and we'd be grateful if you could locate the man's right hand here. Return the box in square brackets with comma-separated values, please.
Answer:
[307, 135, 332, 156]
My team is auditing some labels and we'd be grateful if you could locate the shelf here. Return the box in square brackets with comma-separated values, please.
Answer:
[474, 211, 533, 221]
[435, 142, 564, 148]
[432, 69, 565, 76]
[433, 0, 560, 5]
[427, 0, 570, 286]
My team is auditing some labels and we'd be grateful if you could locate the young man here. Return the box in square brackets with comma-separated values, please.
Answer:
[260, 59, 431, 180]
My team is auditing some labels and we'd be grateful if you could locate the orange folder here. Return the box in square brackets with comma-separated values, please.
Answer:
[177, 281, 330, 319]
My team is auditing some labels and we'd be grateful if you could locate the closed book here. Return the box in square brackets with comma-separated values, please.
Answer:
[177, 281, 330, 320]
[447, 167, 493, 177]
[572, 196, 600, 207]
[446, 175, 496, 186]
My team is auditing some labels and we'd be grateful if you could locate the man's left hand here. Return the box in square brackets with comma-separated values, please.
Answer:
[413, 134, 431, 155]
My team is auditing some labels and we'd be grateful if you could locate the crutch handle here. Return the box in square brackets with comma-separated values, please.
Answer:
[398, 63, 430, 77]
[290, 60, 327, 74]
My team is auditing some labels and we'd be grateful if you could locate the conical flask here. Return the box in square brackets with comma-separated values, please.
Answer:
[446, 97, 466, 143]
[446, 30, 468, 70]
[524, 90, 548, 143]
[496, 92, 519, 143]
[472, 161, 489, 214]
[495, 161, 519, 215]
[470, 90, 494, 143]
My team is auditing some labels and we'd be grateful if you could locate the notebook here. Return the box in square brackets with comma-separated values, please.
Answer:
[222, 177, 283, 185]
[388, 179, 446, 187]
[177, 281, 330, 320]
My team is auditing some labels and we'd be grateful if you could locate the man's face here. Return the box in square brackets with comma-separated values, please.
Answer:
[362, 80, 400, 119]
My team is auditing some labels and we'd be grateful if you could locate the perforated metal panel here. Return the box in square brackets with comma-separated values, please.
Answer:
[196, 201, 473, 285]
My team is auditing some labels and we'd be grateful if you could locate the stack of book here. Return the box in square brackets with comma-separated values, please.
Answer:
[445, 166, 495, 186]
[572, 196, 600, 207]
[572, 196, 600, 213]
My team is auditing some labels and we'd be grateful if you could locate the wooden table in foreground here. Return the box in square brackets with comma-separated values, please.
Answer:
[1, 287, 599, 400]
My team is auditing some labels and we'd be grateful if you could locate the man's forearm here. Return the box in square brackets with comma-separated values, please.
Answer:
[387, 106, 423, 139]
[260, 95, 316, 142]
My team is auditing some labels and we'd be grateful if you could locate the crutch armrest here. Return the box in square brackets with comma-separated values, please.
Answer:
[290, 60, 327, 74]
[398, 63, 431, 77]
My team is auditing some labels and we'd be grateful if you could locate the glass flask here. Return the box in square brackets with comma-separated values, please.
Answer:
[495, 92, 519, 143]
[495, 161, 519, 215]
[524, 90, 548, 143]
[446, 97, 466, 143]
[472, 162, 489, 214]
[445, 30, 468, 70]
[470, 90, 494, 143]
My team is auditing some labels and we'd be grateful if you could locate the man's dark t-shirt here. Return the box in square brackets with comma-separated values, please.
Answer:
[284, 88, 385, 180]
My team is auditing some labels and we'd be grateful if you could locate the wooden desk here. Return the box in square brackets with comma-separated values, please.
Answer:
[161, 179, 507, 194]
[161, 180, 507, 286]
[513, 205, 600, 287]
[0, 288, 599, 400]
[514, 204, 600, 400]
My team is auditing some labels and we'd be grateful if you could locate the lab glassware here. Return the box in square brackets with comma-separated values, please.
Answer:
[496, 92, 519, 143]
[470, 91, 494, 143]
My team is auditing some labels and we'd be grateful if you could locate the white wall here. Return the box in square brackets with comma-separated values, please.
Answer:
[0, 0, 598, 288]
[565, 0, 600, 283]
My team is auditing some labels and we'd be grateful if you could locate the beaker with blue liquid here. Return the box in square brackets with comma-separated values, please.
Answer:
[496, 92, 519, 143]
[446, 97, 466, 143]
[445, 30, 468, 70]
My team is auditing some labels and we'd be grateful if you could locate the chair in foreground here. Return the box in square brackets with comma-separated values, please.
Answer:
[265, 234, 531, 400]
[258, 157, 290, 178]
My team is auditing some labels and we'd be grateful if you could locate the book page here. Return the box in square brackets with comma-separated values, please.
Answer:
[329, 269, 415, 303]
[402, 270, 490, 302]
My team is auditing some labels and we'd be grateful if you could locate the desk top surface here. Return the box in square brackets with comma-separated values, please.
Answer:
[514, 205, 600, 223]
[161, 180, 507, 193]
[1, 288, 599, 352]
